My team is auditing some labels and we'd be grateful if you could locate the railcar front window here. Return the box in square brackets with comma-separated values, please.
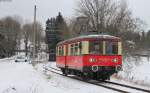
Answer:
[106, 42, 118, 55]
[89, 41, 103, 55]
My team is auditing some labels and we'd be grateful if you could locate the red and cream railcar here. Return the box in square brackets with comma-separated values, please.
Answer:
[56, 35, 122, 80]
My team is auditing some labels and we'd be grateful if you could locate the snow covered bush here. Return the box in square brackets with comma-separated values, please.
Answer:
[117, 55, 150, 86]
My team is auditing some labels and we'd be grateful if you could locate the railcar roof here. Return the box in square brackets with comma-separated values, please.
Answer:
[57, 34, 120, 45]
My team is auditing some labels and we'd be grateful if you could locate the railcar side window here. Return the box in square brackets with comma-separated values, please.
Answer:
[56, 47, 58, 56]
[58, 47, 61, 56]
[62, 46, 64, 56]
[74, 43, 78, 55]
[79, 42, 82, 55]
[57, 46, 64, 56]
[69, 42, 82, 56]
[70, 44, 74, 56]
[106, 42, 118, 55]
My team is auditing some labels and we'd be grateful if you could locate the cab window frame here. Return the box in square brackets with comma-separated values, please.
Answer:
[89, 40, 103, 55]
[106, 41, 118, 55]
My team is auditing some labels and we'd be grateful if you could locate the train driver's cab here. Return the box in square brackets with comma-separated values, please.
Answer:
[82, 40, 122, 55]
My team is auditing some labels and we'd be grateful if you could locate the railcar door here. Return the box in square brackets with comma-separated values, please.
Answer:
[64, 44, 67, 68]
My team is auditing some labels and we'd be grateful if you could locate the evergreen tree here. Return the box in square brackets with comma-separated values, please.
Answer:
[55, 12, 70, 39]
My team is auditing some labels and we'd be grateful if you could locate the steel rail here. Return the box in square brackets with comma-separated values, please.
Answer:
[47, 66, 150, 93]
[102, 81, 150, 93]
[44, 67, 129, 93]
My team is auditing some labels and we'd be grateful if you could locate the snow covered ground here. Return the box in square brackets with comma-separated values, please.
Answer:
[47, 62, 150, 90]
[0, 57, 119, 93]
[118, 56, 150, 87]
[0, 58, 55, 93]
[0, 54, 150, 93]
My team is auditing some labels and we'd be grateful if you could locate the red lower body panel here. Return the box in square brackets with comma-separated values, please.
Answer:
[83, 55, 122, 66]
[56, 56, 66, 68]
[56, 55, 122, 71]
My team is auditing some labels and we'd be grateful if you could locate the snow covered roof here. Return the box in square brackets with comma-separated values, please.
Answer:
[57, 34, 120, 45]
[74, 34, 120, 39]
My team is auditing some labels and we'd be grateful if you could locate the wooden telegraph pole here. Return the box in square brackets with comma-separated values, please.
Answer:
[33, 4, 37, 64]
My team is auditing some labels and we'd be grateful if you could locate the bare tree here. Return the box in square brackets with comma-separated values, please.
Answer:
[0, 16, 21, 56]
[35, 22, 44, 51]
[22, 23, 32, 56]
[22, 22, 44, 56]
[76, 0, 115, 32]
[75, 0, 141, 36]
[74, 0, 146, 54]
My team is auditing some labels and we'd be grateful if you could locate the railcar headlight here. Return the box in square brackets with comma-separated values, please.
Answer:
[113, 58, 118, 63]
[89, 58, 96, 62]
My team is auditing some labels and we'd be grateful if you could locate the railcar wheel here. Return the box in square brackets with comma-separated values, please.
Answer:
[81, 73, 89, 81]
[100, 78, 107, 81]
[92, 72, 100, 80]
[100, 75, 110, 81]
[61, 68, 68, 76]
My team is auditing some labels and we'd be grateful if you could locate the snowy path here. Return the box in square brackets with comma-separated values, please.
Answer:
[0, 58, 119, 93]
[0, 59, 62, 93]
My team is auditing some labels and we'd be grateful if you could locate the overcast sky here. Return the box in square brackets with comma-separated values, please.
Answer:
[0, 0, 150, 31]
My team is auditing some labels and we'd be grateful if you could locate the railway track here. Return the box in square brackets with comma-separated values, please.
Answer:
[44, 66, 150, 93]
[102, 81, 150, 93]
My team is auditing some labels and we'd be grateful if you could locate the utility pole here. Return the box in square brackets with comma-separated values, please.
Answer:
[33, 5, 37, 64]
